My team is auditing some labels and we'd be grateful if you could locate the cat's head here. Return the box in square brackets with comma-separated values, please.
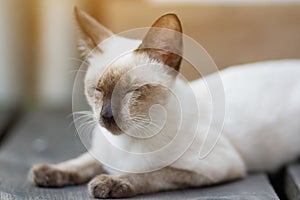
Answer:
[74, 7, 183, 135]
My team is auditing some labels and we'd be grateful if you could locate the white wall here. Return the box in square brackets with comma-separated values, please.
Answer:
[37, 0, 76, 108]
[0, 0, 22, 107]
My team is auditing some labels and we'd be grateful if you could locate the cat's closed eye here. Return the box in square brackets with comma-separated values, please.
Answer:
[127, 87, 141, 94]
[95, 87, 102, 93]
[86, 86, 102, 98]
[127, 84, 154, 96]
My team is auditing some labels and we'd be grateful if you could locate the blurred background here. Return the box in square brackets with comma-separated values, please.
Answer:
[0, 0, 300, 110]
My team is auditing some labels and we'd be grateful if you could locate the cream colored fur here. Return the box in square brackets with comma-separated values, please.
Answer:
[85, 34, 300, 191]
[29, 8, 300, 198]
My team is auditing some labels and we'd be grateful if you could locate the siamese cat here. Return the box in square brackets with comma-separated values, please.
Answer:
[29, 7, 300, 198]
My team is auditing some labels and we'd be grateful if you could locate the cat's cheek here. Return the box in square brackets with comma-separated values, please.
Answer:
[120, 94, 135, 118]
[94, 90, 102, 99]
[92, 92, 103, 114]
[86, 88, 94, 98]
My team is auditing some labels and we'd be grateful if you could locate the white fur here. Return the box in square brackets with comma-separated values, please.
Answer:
[167, 59, 300, 185]
[85, 35, 300, 180]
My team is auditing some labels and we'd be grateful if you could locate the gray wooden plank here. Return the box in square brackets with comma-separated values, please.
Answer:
[0, 112, 86, 164]
[286, 164, 300, 200]
[0, 112, 90, 200]
[136, 173, 279, 200]
[0, 112, 279, 200]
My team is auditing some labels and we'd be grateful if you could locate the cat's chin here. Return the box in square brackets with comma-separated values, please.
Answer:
[100, 123, 123, 135]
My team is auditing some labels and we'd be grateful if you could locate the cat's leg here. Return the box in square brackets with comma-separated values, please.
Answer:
[88, 139, 246, 198]
[88, 167, 196, 198]
[29, 152, 103, 187]
[88, 165, 245, 198]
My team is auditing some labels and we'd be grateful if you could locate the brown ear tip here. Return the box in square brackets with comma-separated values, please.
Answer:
[160, 13, 182, 31]
[163, 13, 180, 21]
[74, 6, 87, 18]
[74, 6, 82, 18]
[164, 13, 179, 18]
[74, 6, 79, 13]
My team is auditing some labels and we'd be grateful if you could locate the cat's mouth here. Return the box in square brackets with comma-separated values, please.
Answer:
[100, 116, 123, 135]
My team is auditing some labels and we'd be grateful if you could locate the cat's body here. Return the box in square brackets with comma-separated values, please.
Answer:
[29, 7, 300, 198]
[214, 60, 300, 171]
[179, 60, 300, 173]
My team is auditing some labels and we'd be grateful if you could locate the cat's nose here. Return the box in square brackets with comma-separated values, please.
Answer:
[101, 101, 114, 125]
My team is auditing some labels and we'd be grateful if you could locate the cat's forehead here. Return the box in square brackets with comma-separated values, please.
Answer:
[85, 36, 142, 82]
[96, 53, 161, 95]
[97, 65, 130, 97]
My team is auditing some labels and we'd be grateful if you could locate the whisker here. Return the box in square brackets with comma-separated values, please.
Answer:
[77, 119, 96, 130]
[67, 111, 93, 118]
[74, 114, 94, 122]
[129, 119, 161, 136]
[130, 124, 153, 138]
[69, 114, 94, 129]
[68, 57, 89, 65]
[131, 118, 162, 130]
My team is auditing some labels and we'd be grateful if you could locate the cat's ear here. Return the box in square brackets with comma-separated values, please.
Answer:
[137, 13, 183, 71]
[74, 6, 113, 57]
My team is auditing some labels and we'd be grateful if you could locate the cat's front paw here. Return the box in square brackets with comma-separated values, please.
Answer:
[88, 174, 136, 198]
[29, 163, 80, 187]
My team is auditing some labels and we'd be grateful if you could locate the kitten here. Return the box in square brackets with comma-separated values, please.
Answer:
[29, 7, 300, 198]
